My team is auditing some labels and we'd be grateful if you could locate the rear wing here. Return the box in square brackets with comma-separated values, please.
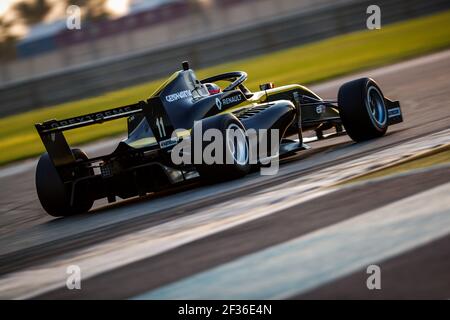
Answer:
[35, 101, 145, 167]
[35, 97, 176, 167]
[36, 102, 145, 134]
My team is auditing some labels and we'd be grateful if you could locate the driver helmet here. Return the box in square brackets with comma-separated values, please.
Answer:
[205, 83, 222, 95]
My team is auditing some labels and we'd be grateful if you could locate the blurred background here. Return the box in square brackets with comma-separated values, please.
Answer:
[1, 1, 450, 301]
[1, 0, 449, 116]
[1, 0, 346, 85]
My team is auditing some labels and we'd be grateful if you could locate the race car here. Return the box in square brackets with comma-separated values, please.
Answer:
[35, 61, 403, 217]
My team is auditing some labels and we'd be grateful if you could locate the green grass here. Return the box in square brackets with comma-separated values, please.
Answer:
[1, 10, 450, 166]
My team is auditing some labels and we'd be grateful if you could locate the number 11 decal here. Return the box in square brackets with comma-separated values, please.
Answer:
[155, 117, 166, 137]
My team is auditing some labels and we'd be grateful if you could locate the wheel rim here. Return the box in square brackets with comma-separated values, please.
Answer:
[366, 86, 387, 127]
[226, 124, 248, 166]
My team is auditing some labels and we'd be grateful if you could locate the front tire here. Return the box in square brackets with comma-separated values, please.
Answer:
[338, 78, 388, 142]
[36, 149, 94, 217]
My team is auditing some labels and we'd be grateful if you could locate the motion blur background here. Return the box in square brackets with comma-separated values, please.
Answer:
[0, 0, 448, 114]
[1, 1, 450, 301]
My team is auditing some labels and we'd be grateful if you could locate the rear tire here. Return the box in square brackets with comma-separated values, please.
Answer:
[191, 114, 250, 181]
[36, 149, 94, 217]
[338, 78, 388, 142]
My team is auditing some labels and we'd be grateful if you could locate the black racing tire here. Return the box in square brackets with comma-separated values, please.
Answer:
[338, 78, 388, 142]
[36, 149, 94, 217]
[191, 114, 250, 181]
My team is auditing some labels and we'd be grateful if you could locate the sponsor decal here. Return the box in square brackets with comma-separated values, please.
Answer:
[388, 107, 401, 117]
[165, 90, 193, 103]
[216, 94, 243, 110]
[159, 137, 179, 149]
[222, 94, 243, 106]
[50, 106, 134, 129]
[216, 98, 223, 110]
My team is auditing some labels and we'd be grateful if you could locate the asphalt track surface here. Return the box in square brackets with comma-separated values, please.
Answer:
[0, 50, 449, 299]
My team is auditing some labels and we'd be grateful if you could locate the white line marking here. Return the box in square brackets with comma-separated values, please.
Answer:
[312, 49, 450, 93]
[0, 130, 449, 299]
[135, 182, 450, 300]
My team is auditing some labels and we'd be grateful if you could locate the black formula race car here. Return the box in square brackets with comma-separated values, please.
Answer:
[35, 62, 403, 217]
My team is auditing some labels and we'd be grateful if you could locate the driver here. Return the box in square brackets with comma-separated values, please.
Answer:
[205, 83, 222, 95]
